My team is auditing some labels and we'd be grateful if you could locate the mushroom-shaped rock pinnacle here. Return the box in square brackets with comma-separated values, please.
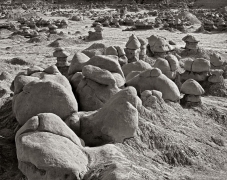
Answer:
[149, 37, 174, 53]
[182, 34, 199, 43]
[126, 34, 141, 50]
[180, 79, 205, 96]
[53, 48, 70, 58]
[153, 58, 177, 80]
[184, 58, 210, 73]
[192, 58, 210, 73]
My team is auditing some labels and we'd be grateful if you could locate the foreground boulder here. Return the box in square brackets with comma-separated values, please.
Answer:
[76, 65, 120, 111]
[13, 80, 78, 125]
[12, 65, 72, 95]
[15, 113, 87, 180]
[80, 87, 140, 146]
[126, 68, 180, 102]
[12, 66, 78, 125]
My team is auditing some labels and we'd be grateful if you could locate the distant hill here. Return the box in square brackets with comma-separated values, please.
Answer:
[194, 0, 227, 8]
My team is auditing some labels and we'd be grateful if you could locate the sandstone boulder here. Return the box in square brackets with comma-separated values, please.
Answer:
[184, 58, 210, 73]
[122, 60, 152, 77]
[208, 69, 224, 83]
[105, 46, 128, 66]
[69, 72, 84, 90]
[16, 113, 88, 180]
[68, 53, 90, 76]
[80, 87, 140, 146]
[76, 65, 120, 111]
[126, 68, 180, 102]
[69, 55, 125, 87]
[126, 71, 141, 82]
[12, 65, 72, 95]
[153, 58, 176, 80]
[13, 80, 78, 125]
[82, 43, 106, 58]
[126, 34, 141, 50]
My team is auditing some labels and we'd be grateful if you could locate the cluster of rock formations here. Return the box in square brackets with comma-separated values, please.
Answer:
[15, 17, 69, 38]
[11, 63, 141, 179]
[3, 30, 226, 179]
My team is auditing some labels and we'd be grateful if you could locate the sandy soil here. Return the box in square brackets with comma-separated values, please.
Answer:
[0, 15, 226, 81]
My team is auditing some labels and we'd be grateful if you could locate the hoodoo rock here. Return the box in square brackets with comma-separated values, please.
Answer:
[126, 68, 181, 102]
[180, 79, 205, 104]
[182, 34, 199, 50]
[13, 80, 78, 125]
[182, 58, 211, 81]
[80, 87, 140, 146]
[15, 113, 87, 180]
[69, 55, 125, 87]
[147, 35, 173, 57]
[12, 66, 78, 125]
[76, 65, 120, 111]
[2, 6, 227, 180]
[208, 69, 224, 83]
[125, 34, 141, 63]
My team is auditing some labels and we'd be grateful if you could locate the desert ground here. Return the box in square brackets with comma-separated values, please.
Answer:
[1, 3, 227, 180]
[0, 10, 226, 87]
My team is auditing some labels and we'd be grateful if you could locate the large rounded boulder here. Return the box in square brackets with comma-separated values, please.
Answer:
[122, 60, 152, 77]
[68, 52, 90, 76]
[182, 58, 211, 81]
[76, 65, 120, 111]
[16, 113, 87, 180]
[80, 87, 141, 146]
[126, 68, 180, 102]
[13, 80, 78, 125]
[69, 55, 125, 87]
[105, 46, 128, 66]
